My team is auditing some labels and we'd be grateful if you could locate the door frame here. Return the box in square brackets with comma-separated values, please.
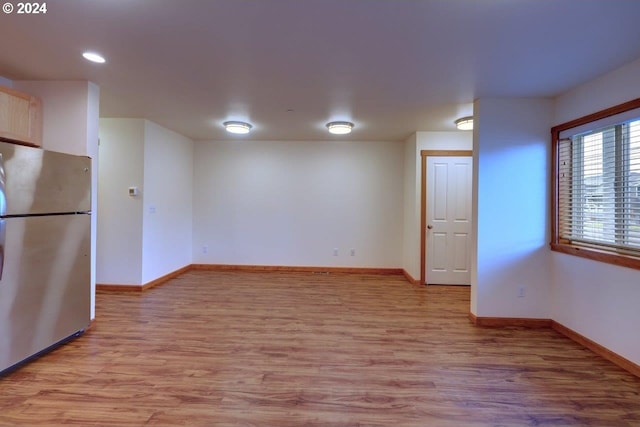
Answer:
[420, 150, 473, 285]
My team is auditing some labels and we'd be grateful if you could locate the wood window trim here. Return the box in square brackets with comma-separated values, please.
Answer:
[420, 150, 473, 285]
[551, 97, 640, 270]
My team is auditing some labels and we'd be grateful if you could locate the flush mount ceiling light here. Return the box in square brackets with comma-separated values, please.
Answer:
[326, 121, 354, 135]
[454, 116, 474, 131]
[223, 121, 253, 134]
[82, 51, 106, 64]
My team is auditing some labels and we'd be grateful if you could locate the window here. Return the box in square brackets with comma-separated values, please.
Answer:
[552, 98, 640, 269]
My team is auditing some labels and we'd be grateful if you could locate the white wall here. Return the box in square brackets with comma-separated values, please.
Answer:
[552, 56, 640, 364]
[87, 83, 100, 315]
[193, 140, 404, 268]
[97, 119, 194, 286]
[402, 131, 473, 281]
[554, 56, 640, 125]
[141, 121, 193, 283]
[402, 133, 418, 279]
[97, 119, 145, 285]
[13, 80, 100, 319]
[416, 131, 473, 152]
[472, 98, 552, 319]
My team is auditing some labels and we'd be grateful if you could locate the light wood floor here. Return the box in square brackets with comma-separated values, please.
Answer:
[1, 271, 639, 426]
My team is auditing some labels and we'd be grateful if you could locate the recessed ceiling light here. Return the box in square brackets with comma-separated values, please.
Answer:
[82, 51, 106, 64]
[326, 121, 354, 135]
[223, 121, 253, 134]
[455, 116, 473, 130]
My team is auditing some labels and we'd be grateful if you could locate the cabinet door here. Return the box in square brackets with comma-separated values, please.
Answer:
[0, 85, 42, 147]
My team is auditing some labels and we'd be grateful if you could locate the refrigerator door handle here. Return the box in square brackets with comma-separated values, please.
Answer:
[0, 153, 7, 280]
[0, 152, 5, 217]
[0, 219, 4, 281]
[0, 153, 5, 280]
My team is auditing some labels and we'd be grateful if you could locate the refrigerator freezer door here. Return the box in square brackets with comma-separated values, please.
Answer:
[0, 214, 90, 372]
[0, 141, 91, 216]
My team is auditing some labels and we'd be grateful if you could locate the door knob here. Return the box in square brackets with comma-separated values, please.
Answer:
[427, 225, 433, 230]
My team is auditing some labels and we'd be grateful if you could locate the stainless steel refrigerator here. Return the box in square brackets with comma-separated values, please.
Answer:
[0, 141, 91, 374]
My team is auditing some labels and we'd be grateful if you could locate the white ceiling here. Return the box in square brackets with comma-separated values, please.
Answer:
[2, 0, 640, 141]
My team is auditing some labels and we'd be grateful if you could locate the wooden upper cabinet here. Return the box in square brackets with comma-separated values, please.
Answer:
[0, 85, 43, 147]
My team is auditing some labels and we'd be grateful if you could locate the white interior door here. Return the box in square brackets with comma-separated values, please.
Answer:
[425, 156, 472, 285]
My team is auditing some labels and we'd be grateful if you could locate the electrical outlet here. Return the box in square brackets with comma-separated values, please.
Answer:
[350, 248, 356, 256]
[518, 286, 526, 298]
[333, 248, 339, 256]
[202, 245, 208, 254]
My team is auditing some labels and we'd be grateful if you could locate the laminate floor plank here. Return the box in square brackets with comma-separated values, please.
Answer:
[1, 271, 639, 426]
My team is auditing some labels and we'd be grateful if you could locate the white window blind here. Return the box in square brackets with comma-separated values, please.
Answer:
[557, 117, 640, 255]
